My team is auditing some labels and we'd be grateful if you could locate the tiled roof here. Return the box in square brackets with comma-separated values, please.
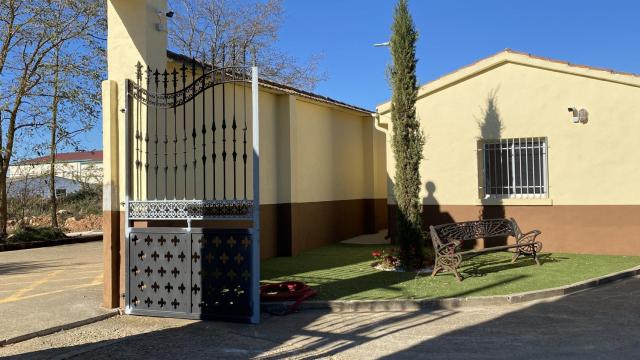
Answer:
[503, 49, 640, 78]
[167, 50, 373, 114]
[18, 151, 103, 165]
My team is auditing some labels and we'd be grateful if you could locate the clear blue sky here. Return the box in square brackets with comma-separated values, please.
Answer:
[278, 0, 640, 111]
[83, 0, 639, 152]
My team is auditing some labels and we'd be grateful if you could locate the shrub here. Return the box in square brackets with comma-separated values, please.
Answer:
[9, 226, 67, 243]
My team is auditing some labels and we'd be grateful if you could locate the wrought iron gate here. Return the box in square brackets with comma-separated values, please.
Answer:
[123, 57, 260, 323]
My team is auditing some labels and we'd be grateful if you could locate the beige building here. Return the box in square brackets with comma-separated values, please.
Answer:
[102, 0, 386, 309]
[377, 49, 640, 256]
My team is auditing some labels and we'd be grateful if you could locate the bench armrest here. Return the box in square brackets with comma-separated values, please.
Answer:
[517, 230, 541, 244]
[435, 239, 462, 255]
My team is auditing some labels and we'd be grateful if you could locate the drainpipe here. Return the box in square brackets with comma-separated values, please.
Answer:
[371, 112, 391, 240]
[371, 112, 388, 134]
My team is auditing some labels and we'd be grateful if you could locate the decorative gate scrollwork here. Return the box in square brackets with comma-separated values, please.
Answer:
[124, 55, 260, 323]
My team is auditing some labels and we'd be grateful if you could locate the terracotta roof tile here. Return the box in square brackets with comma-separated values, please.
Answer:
[18, 151, 102, 165]
[166, 50, 373, 114]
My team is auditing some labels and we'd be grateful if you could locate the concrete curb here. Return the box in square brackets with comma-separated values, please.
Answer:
[0, 309, 120, 347]
[262, 266, 640, 313]
[0, 232, 103, 252]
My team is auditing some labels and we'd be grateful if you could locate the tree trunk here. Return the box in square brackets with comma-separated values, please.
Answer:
[49, 47, 60, 228]
[0, 172, 8, 237]
[0, 112, 6, 238]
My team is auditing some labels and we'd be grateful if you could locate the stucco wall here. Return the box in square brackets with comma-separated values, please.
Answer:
[293, 99, 371, 202]
[378, 52, 640, 255]
[381, 61, 640, 206]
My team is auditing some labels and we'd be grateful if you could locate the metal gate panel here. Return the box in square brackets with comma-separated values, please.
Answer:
[126, 228, 255, 321]
[191, 229, 253, 320]
[127, 230, 191, 317]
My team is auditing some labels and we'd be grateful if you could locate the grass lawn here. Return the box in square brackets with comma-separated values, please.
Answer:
[261, 244, 640, 300]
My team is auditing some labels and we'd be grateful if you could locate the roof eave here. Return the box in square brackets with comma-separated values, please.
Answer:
[166, 50, 373, 115]
[377, 49, 640, 115]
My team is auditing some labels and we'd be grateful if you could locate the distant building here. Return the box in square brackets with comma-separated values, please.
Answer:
[8, 150, 103, 185]
[7, 175, 84, 199]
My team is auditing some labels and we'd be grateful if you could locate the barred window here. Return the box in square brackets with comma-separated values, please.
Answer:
[481, 137, 548, 198]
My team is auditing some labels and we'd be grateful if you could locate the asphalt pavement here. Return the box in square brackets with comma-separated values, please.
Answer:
[0, 242, 113, 343]
[1, 276, 639, 359]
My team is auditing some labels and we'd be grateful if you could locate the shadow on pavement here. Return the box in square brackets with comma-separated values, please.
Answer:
[0, 261, 69, 276]
[4, 277, 639, 359]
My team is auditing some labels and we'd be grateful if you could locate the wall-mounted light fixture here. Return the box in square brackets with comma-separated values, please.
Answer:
[568, 107, 588, 124]
[155, 10, 175, 32]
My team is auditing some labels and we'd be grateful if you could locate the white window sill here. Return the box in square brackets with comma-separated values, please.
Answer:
[475, 198, 553, 206]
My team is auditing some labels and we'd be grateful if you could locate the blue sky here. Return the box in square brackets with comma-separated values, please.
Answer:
[82, 0, 639, 152]
[279, 0, 640, 111]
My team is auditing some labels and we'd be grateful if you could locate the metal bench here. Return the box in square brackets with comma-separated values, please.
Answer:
[429, 218, 542, 281]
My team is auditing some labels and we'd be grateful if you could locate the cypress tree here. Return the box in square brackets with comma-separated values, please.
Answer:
[389, 0, 425, 269]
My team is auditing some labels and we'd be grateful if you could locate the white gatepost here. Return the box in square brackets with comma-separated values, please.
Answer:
[250, 66, 260, 324]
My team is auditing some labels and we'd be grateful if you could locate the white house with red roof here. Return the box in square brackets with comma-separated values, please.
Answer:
[8, 150, 103, 185]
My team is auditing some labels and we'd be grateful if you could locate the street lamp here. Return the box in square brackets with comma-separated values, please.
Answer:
[373, 41, 390, 47]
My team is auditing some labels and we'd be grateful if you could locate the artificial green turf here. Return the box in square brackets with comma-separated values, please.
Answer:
[261, 244, 640, 300]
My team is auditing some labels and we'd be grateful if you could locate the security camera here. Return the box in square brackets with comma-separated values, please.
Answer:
[567, 106, 588, 124]
[157, 11, 175, 18]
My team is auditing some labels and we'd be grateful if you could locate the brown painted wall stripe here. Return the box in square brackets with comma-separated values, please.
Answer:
[388, 204, 640, 256]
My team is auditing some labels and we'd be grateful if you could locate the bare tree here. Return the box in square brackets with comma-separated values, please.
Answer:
[45, 35, 103, 228]
[168, 0, 325, 89]
[0, 0, 103, 236]
[48, 45, 61, 227]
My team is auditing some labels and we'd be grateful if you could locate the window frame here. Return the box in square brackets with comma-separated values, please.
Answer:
[479, 137, 549, 200]
[55, 188, 67, 198]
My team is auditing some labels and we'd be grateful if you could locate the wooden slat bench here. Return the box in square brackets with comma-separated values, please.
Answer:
[429, 218, 542, 281]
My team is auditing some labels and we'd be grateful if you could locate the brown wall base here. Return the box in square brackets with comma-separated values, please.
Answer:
[288, 199, 387, 256]
[102, 210, 121, 309]
[388, 204, 640, 256]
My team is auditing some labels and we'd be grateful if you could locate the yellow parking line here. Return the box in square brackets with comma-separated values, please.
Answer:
[2, 275, 102, 286]
[0, 282, 103, 304]
[2, 269, 102, 280]
[0, 270, 62, 303]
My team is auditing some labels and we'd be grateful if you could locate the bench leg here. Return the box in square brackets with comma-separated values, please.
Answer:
[511, 249, 521, 263]
[432, 253, 463, 281]
[431, 265, 441, 278]
[514, 242, 542, 265]
[529, 241, 542, 266]
[533, 245, 541, 266]
[452, 267, 463, 282]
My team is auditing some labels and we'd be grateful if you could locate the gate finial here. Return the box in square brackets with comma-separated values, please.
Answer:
[135, 62, 143, 81]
